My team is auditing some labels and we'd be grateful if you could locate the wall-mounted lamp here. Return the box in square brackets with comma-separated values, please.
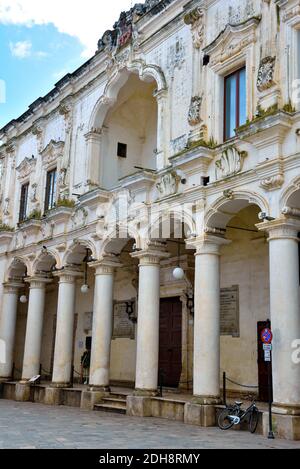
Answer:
[81, 249, 90, 294]
[20, 295, 28, 304]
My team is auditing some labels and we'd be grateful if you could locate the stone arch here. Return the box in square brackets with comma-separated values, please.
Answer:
[32, 248, 61, 275]
[6, 256, 30, 282]
[100, 222, 142, 256]
[280, 175, 300, 212]
[88, 60, 167, 132]
[205, 191, 269, 230]
[147, 206, 197, 242]
[63, 239, 97, 266]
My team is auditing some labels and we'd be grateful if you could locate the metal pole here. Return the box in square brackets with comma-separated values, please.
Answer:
[267, 319, 275, 439]
[223, 372, 227, 406]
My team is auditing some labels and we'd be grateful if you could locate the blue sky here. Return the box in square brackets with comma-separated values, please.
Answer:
[0, 0, 133, 129]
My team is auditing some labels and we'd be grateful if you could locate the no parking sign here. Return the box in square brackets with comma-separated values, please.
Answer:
[261, 328, 273, 345]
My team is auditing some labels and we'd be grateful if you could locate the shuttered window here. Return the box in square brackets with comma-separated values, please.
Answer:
[44, 168, 57, 212]
[19, 183, 29, 222]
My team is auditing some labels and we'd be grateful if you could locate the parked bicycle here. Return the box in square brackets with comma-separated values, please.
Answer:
[218, 400, 259, 433]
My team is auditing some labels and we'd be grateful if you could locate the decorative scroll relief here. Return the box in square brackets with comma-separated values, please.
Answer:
[260, 174, 284, 191]
[203, 17, 260, 71]
[215, 147, 247, 180]
[70, 207, 88, 230]
[16, 157, 36, 180]
[184, 7, 205, 49]
[188, 95, 202, 126]
[156, 171, 180, 198]
[41, 140, 64, 167]
[257, 56, 276, 92]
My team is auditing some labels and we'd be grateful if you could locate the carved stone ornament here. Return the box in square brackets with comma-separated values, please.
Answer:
[260, 174, 284, 191]
[257, 56, 276, 92]
[215, 147, 247, 180]
[156, 171, 180, 198]
[188, 95, 202, 126]
[41, 140, 64, 167]
[16, 157, 36, 180]
[71, 207, 88, 229]
[184, 7, 205, 49]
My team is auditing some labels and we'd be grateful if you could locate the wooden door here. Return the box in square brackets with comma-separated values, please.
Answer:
[257, 321, 273, 402]
[159, 297, 182, 388]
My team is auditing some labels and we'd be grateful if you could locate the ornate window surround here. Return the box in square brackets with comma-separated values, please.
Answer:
[202, 17, 261, 143]
[15, 157, 37, 222]
[40, 140, 64, 209]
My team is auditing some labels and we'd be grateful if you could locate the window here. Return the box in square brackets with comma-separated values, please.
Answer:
[117, 142, 127, 158]
[44, 168, 57, 212]
[19, 183, 29, 222]
[224, 67, 246, 140]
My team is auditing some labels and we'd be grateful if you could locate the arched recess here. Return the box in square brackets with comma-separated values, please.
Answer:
[280, 175, 300, 212]
[32, 249, 61, 275]
[63, 239, 97, 266]
[147, 207, 196, 243]
[6, 257, 30, 282]
[205, 191, 269, 230]
[86, 62, 168, 189]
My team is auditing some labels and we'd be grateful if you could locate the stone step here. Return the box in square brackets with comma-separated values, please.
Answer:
[102, 397, 127, 405]
[94, 403, 127, 415]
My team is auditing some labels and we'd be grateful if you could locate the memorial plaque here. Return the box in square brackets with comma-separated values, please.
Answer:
[220, 286, 239, 337]
[113, 301, 135, 340]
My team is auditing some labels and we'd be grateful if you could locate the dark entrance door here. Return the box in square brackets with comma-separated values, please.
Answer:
[257, 321, 273, 402]
[159, 297, 182, 388]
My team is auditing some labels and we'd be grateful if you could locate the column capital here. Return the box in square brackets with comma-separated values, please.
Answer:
[3, 281, 24, 293]
[186, 234, 231, 255]
[131, 248, 170, 266]
[257, 218, 300, 241]
[89, 255, 122, 275]
[25, 276, 52, 289]
[53, 267, 83, 284]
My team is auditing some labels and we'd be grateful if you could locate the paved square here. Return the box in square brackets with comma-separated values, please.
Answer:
[0, 400, 299, 449]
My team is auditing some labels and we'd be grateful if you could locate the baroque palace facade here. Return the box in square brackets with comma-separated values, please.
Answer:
[0, 0, 300, 440]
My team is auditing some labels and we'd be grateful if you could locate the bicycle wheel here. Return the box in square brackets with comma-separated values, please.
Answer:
[218, 407, 237, 430]
[249, 407, 259, 434]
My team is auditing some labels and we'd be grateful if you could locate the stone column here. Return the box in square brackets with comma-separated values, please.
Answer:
[258, 219, 300, 413]
[21, 277, 51, 382]
[0, 282, 22, 380]
[89, 256, 122, 391]
[131, 247, 169, 396]
[190, 235, 230, 404]
[51, 269, 82, 387]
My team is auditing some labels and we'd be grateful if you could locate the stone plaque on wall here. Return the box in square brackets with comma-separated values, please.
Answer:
[112, 301, 135, 340]
[220, 286, 239, 337]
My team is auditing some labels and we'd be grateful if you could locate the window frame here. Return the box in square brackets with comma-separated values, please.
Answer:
[224, 67, 246, 141]
[44, 167, 57, 213]
[19, 182, 29, 223]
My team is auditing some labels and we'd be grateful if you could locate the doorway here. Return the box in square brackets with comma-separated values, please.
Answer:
[159, 297, 182, 388]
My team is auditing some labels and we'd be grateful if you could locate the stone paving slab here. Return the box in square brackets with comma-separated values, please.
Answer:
[0, 400, 299, 449]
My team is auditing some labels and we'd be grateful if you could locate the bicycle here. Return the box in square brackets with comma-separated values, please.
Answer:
[218, 400, 260, 433]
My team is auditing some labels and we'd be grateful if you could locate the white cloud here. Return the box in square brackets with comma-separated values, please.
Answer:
[9, 40, 32, 58]
[0, 0, 134, 57]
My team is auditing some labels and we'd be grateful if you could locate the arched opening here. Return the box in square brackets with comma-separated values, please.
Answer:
[206, 198, 270, 401]
[98, 74, 158, 189]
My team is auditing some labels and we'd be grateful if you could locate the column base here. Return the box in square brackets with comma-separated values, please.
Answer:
[50, 382, 72, 389]
[184, 402, 217, 427]
[127, 395, 153, 417]
[44, 387, 63, 406]
[272, 402, 300, 416]
[80, 390, 108, 410]
[263, 412, 300, 440]
[88, 385, 110, 393]
[133, 388, 158, 397]
[0, 377, 11, 383]
[15, 382, 31, 402]
[192, 395, 221, 406]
